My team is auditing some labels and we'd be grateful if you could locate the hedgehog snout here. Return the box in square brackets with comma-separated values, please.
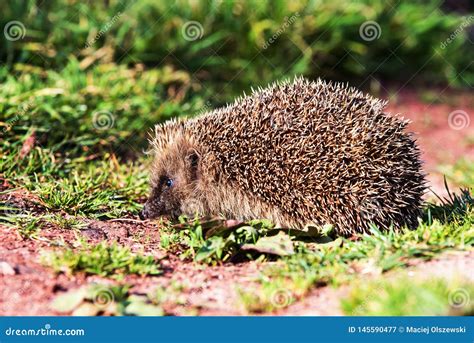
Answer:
[139, 202, 152, 220]
[140, 192, 181, 220]
[140, 199, 165, 220]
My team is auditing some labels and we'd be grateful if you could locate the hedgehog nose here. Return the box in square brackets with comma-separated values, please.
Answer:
[139, 205, 148, 220]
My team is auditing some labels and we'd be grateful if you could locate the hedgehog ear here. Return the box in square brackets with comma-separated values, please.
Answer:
[186, 148, 200, 180]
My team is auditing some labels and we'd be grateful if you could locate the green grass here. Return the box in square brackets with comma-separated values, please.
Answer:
[0, 61, 202, 224]
[1, 1, 472, 89]
[341, 276, 474, 316]
[1, 211, 88, 239]
[44, 214, 88, 230]
[42, 241, 162, 277]
[0, 61, 204, 167]
[3, 214, 44, 239]
[439, 159, 474, 189]
[1, 157, 149, 220]
[29, 160, 149, 218]
[238, 192, 474, 312]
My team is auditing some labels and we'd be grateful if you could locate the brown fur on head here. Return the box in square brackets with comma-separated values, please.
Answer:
[140, 120, 205, 220]
[140, 119, 285, 225]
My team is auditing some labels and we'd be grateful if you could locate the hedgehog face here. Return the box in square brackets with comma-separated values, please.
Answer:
[140, 140, 202, 221]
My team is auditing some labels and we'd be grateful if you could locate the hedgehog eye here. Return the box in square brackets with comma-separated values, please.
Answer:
[165, 178, 174, 188]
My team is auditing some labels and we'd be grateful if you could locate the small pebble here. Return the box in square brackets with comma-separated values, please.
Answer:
[0, 261, 16, 275]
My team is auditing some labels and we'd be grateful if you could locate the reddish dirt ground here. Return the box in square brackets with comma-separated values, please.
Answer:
[385, 88, 473, 196]
[0, 88, 473, 316]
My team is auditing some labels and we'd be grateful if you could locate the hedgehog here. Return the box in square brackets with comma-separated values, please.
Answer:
[140, 77, 426, 235]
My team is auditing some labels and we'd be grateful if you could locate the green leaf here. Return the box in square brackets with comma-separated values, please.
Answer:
[195, 236, 226, 262]
[241, 231, 294, 256]
[72, 302, 100, 316]
[125, 301, 164, 316]
[51, 287, 87, 313]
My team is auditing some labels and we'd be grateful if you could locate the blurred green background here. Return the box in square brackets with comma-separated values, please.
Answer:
[0, 0, 472, 163]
